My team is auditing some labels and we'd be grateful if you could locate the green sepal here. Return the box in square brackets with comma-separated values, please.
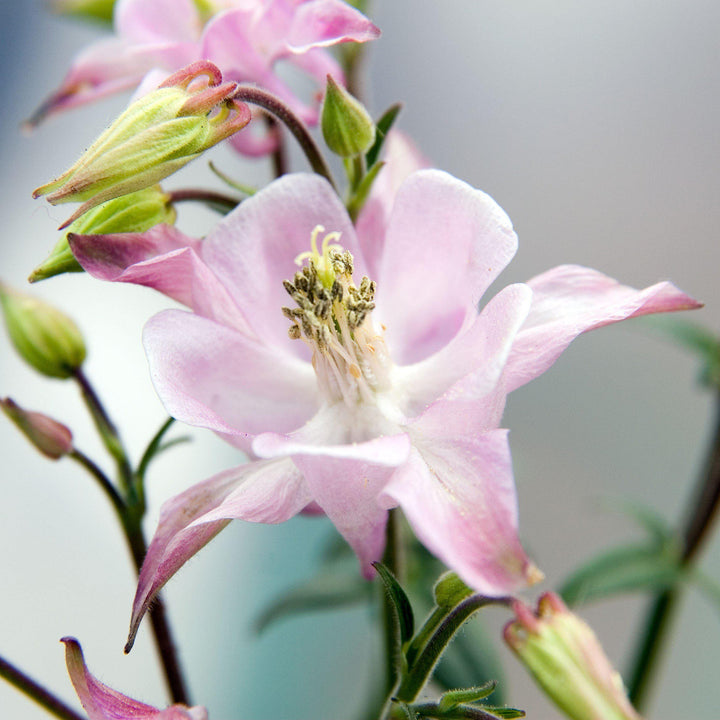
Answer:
[373, 561, 415, 645]
[366, 102, 403, 168]
[438, 681, 497, 711]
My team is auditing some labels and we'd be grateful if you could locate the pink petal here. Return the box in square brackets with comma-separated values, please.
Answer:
[116, 0, 202, 44]
[382, 429, 537, 596]
[376, 170, 519, 365]
[62, 638, 207, 720]
[283, 0, 381, 53]
[70, 230, 250, 332]
[397, 283, 532, 416]
[355, 131, 430, 279]
[200, 173, 364, 358]
[128, 459, 309, 650]
[253, 430, 411, 575]
[504, 265, 703, 393]
[143, 309, 318, 442]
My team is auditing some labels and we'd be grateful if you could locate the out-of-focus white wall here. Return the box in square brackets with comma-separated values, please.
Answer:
[1, 2, 718, 719]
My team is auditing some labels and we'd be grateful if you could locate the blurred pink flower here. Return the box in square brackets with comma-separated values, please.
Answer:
[62, 637, 207, 720]
[70, 170, 699, 651]
[31, 0, 379, 154]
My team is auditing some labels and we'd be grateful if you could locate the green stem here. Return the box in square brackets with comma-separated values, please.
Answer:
[0, 655, 84, 720]
[628, 389, 720, 709]
[69, 448, 125, 518]
[396, 595, 511, 704]
[73, 369, 135, 501]
[168, 188, 240, 213]
[232, 86, 336, 190]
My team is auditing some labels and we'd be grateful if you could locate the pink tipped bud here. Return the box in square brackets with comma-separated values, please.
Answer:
[1, 398, 73, 460]
[504, 592, 643, 720]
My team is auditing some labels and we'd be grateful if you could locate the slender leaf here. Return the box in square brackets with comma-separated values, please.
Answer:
[374, 561, 415, 644]
[438, 681, 497, 711]
[366, 102, 403, 167]
[255, 572, 371, 633]
[560, 543, 682, 607]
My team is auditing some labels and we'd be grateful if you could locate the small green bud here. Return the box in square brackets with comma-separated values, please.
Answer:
[321, 75, 376, 157]
[0, 283, 86, 379]
[30, 185, 177, 282]
[504, 593, 643, 720]
[34, 61, 250, 228]
[52, 0, 116, 23]
[1, 398, 73, 459]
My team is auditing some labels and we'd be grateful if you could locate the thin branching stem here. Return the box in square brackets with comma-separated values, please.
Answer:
[0, 655, 84, 720]
[233, 86, 336, 189]
[628, 389, 720, 708]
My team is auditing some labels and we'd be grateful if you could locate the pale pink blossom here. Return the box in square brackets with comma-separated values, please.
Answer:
[70, 170, 699, 650]
[62, 637, 207, 720]
[32, 0, 379, 154]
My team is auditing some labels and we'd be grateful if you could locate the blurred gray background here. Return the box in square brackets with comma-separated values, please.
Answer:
[1, 1, 719, 718]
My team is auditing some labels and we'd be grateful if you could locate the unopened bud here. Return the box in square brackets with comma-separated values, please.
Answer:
[0, 283, 86, 379]
[504, 593, 643, 720]
[34, 61, 250, 228]
[321, 75, 375, 157]
[1, 398, 73, 459]
[30, 185, 176, 282]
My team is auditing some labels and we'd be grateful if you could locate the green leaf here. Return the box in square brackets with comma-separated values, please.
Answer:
[600, 498, 674, 544]
[366, 102, 403, 168]
[560, 543, 682, 607]
[254, 572, 372, 633]
[478, 707, 525, 719]
[434, 572, 474, 609]
[374, 561, 415, 645]
[438, 681, 497, 711]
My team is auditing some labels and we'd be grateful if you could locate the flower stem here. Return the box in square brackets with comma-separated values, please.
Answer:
[628, 389, 720, 709]
[122, 515, 190, 706]
[266, 115, 288, 179]
[169, 189, 240, 213]
[73, 369, 135, 501]
[232, 86, 336, 190]
[0, 655, 84, 720]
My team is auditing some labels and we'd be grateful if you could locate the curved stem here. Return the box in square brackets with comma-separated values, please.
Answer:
[233, 86, 336, 190]
[0, 655, 84, 720]
[69, 448, 125, 518]
[628, 389, 720, 709]
[265, 115, 288, 179]
[169, 189, 240, 213]
[396, 595, 511, 704]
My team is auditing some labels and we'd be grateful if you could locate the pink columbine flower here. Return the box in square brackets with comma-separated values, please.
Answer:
[31, 0, 379, 155]
[62, 637, 207, 720]
[70, 170, 699, 651]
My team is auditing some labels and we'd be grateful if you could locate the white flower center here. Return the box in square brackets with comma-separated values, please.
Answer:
[283, 226, 393, 409]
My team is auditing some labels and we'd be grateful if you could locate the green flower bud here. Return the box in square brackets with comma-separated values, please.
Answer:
[504, 593, 643, 720]
[34, 61, 250, 228]
[0, 283, 86, 379]
[52, 0, 116, 23]
[321, 74, 376, 157]
[30, 185, 177, 282]
[1, 398, 73, 460]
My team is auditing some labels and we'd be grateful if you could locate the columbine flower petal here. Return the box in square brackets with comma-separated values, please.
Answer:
[62, 637, 207, 720]
[383, 426, 537, 596]
[503, 264, 703, 393]
[375, 169, 519, 364]
[127, 458, 310, 650]
[143, 309, 317, 445]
